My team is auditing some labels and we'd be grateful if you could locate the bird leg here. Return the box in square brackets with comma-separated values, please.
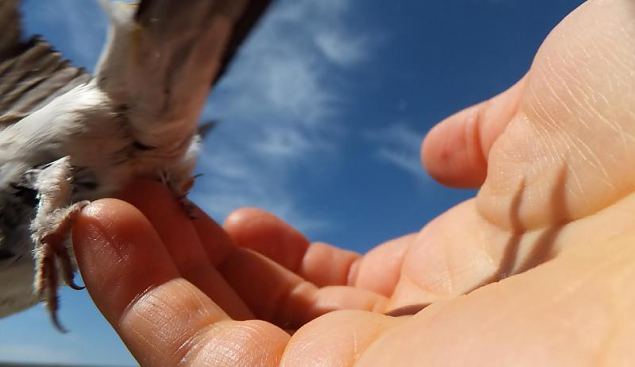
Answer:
[30, 156, 89, 332]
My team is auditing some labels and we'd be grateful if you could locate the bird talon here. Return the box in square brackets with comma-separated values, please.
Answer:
[159, 172, 199, 219]
[34, 242, 65, 332]
[33, 200, 90, 331]
[66, 274, 86, 291]
[179, 197, 198, 219]
[50, 308, 68, 334]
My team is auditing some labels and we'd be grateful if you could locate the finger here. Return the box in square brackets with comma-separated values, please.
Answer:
[73, 199, 180, 320]
[224, 207, 310, 271]
[73, 200, 288, 366]
[299, 242, 360, 287]
[224, 208, 362, 287]
[190, 206, 234, 267]
[218, 247, 388, 329]
[281, 310, 401, 366]
[119, 180, 252, 320]
[422, 76, 527, 188]
[224, 208, 413, 297]
[117, 180, 209, 276]
[350, 233, 415, 297]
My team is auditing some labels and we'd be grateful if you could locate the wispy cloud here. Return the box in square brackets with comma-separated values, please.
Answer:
[195, 0, 372, 232]
[364, 123, 429, 181]
[211, 0, 372, 125]
[315, 30, 368, 67]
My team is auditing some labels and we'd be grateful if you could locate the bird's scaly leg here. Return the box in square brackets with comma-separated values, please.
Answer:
[30, 156, 89, 332]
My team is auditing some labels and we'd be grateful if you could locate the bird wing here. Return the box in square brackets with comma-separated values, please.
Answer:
[0, 0, 91, 123]
[212, 0, 272, 85]
[94, 0, 273, 149]
[0, 0, 271, 128]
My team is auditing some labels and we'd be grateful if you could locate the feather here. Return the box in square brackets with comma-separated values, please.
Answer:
[213, 0, 273, 84]
[0, 0, 90, 119]
[0, 0, 272, 124]
[0, 0, 22, 59]
[95, 0, 266, 150]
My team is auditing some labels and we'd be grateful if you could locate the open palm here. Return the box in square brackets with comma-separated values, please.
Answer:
[73, 0, 635, 365]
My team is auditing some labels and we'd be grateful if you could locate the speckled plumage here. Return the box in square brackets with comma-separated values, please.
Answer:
[0, 0, 272, 329]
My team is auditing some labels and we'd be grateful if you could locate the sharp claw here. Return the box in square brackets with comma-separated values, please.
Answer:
[55, 236, 85, 291]
[159, 173, 198, 218]
[31, 158, 90, 331]
[40, 251, 66, 333]
[45, 291, 66, 333]
[50, 307, 68, 334]
[67, 278, 85, 291]
[34, 200, 90, 331]
[179, 198, 198, 219]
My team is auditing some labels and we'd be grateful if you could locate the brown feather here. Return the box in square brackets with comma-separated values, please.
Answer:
[0, 0, 273, 125]
[0, 1, 90, 120]
[134, 0, 274, 87]
[0, 0, 22, 59]
[212, 0, 273, 85]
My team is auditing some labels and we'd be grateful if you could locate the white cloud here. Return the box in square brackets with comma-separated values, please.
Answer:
[376, 148, 423, 177]
[226, 53, 334, 124]
[194, 0, 371, 233]
[275, 0, 350, 24]
[254, 127, 313, 158]
[365, 124, 429, 181]
[315, 30, 368, 67]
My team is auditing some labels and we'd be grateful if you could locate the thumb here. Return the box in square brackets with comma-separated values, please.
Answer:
[422, 76, 527, 188]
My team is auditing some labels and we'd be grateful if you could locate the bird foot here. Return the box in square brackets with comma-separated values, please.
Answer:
[33, 201, 89, 332]
[30, 156, 88, 331]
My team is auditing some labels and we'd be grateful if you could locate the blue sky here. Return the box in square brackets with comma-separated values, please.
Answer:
[1, 0, 583, 365]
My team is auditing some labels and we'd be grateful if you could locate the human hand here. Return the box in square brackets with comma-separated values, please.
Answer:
[72, 0, 635, 365]
[73, 180, 407, 366]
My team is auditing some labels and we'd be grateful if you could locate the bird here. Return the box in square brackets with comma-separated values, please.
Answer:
[0, 0, 272, 331]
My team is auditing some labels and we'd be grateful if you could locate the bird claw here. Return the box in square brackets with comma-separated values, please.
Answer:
[159, 171, 199, 219]
[33, 200, 89, 332]
[178, 197, 198, 219]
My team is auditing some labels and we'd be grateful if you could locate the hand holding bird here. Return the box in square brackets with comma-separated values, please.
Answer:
[0, 0, 271, 331]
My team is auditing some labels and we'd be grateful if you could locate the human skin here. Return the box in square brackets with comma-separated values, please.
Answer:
[72, 0, 635, 365]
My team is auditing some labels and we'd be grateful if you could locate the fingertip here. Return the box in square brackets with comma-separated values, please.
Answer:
[72, 198, 178, 323]
[281, 310, 397, 367]
[224, 207, 269, 228]
[186, 320, 289, 366]
[422, 105, 489, 188]
[299, 242, 359, 288]
[74, 198, 141, 261]
[422, 76, 527, 188]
